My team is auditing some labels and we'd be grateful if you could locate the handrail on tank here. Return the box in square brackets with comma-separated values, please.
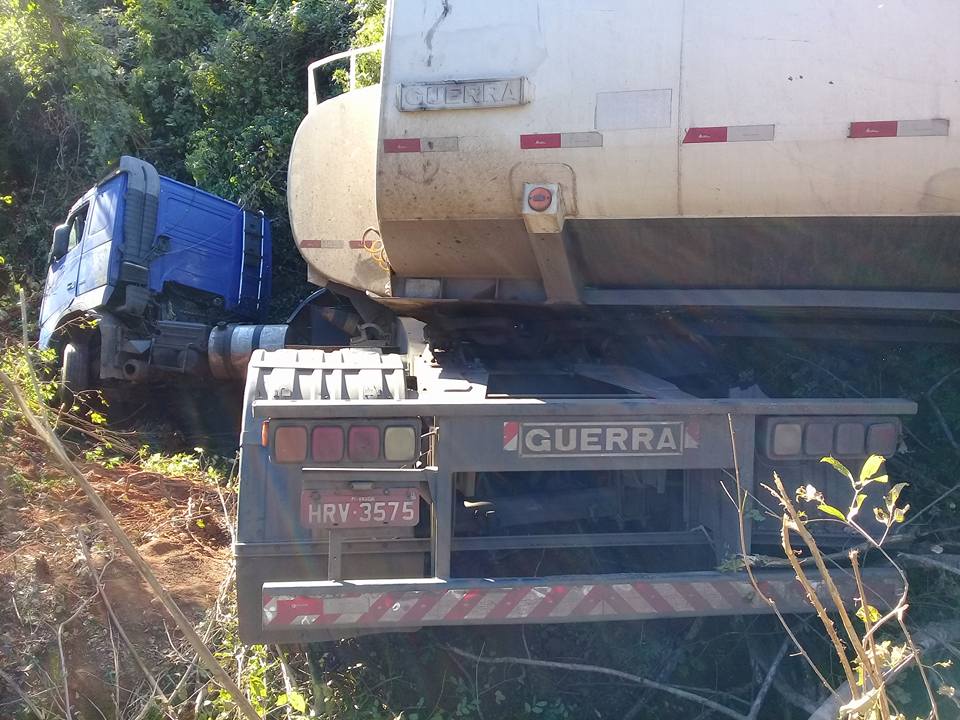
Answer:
[307, 43, 384, 111]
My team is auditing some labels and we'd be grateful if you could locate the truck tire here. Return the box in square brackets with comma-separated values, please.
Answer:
[60, 340, 90, 405]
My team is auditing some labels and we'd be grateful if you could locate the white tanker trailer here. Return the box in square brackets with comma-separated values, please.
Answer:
[236, 0, 958, 644]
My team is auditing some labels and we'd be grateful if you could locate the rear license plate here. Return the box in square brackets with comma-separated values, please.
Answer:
[301, 489, 420, 529]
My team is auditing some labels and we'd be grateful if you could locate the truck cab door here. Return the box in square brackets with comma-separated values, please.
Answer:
[39, 203, 89, 344]
[76, 173, 125, 298]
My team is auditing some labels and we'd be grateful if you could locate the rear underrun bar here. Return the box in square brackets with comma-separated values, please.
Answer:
[263, 568, 902, 631]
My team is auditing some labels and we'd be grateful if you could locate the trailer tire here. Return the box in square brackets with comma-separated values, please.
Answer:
[60, 340, 90, 406]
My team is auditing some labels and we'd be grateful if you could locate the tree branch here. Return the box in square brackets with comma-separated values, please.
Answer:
[444, 646, 750, 720]
[0, 668, 48, 720]
[747, 639, 789, 720]
[0, 367, 261, 720]
[77, 528, 170, 706]
[899, 552, 960, 577]
[808, 621, 960, 720]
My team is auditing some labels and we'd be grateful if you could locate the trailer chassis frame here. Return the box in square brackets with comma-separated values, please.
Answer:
[238, 386, 914, 642]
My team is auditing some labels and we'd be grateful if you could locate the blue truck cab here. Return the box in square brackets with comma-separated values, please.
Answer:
[39, 157, 273, 393]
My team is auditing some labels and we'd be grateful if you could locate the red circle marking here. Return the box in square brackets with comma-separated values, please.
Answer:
[527, 186, 553, 212]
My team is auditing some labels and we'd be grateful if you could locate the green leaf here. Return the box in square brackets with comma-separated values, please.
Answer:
[856, 604, 881, 624]
[817, 503, 846, 521]
[840, 687, 878, 713]
[859, 455, 885, 484]
[820, 457, 853, 483]
[287, 691, 307, 713]
[885, 482, 909, 510]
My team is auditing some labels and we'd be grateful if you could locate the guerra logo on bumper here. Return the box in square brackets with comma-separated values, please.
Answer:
[503, 421, 700, 458]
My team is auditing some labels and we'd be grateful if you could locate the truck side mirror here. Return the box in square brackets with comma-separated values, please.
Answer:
[50, 224, 70, 262]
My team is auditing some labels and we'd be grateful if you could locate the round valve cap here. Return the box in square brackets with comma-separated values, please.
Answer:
[527, 186, 554, 212]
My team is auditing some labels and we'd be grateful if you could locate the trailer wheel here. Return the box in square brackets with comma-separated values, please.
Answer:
[60, 340, 90, 406]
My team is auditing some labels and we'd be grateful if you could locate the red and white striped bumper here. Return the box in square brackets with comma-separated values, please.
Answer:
[262, 569, 901, 632]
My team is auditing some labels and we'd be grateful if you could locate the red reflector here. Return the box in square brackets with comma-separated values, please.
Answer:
[527, 186, 553, 212]
[312, 426, 344, 462]
[384, 138, 422, 153]
[274, 426, 308, 463]
[520, 133, 562, 150]
[683, 127, 729, 144]
[349, 426, 380, 461]
[849, 121, 898, 139]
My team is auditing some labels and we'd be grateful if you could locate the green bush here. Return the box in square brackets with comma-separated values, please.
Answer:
[0, 0, 358, 316]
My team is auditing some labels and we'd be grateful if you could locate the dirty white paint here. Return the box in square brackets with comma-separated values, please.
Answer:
[289, 0, 960, 293]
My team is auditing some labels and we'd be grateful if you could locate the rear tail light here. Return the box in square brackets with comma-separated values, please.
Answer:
[803, 423, 833, 456]
[274, 426, 308, 463]
[384, 426, 418, 461]
[867, 423, 898, 456]
[771, 423, 803, 456]
[267, 421, 421, 464]
[835, 423, 865, 456]
[348, 426, 380, 461]
[765, 418, 899, 459]
[312, 426, 344, 462]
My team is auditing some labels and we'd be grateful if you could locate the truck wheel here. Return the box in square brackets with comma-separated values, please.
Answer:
[60, 340, 90, 405]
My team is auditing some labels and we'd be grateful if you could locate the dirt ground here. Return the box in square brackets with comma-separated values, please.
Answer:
[0, 430, 231, 719]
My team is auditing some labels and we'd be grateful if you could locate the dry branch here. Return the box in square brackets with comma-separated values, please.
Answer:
[809, 621, 960, 720]
[446, 645, 753, 720]
[726, 415, 836, 695]
[899, 552, 960, 578]
[771, 473, 868, 697]
[926, 369, 960, 453]
[746, 639, 789, 720]
[58, 589, 100, 720]
[623, 617, 704, 720]
[0, 667, 49, 719]
[77, 528, 170, 706]
[0, 367, 261, 720]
